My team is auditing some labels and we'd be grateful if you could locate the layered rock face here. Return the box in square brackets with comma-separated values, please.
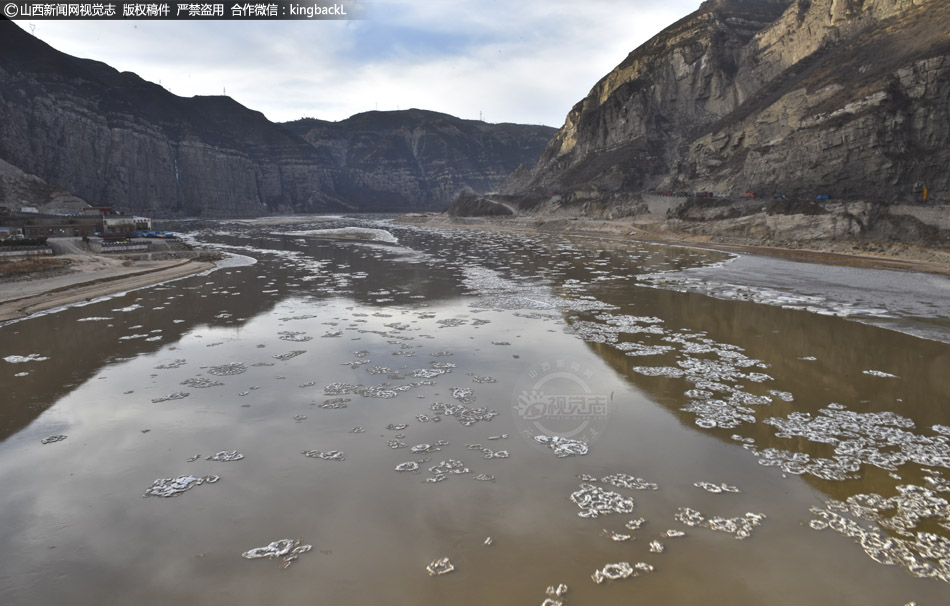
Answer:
[0, 22, 553, 216]
[487, 0, 949, 220]
[283, 111, 554, 210]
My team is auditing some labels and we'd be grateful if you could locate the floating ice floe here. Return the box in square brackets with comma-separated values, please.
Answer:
[279, 331, 312, 342]
[430, 401, 499, 426]
[759, 403, 950, 476]
[571, 484, 634, 518]
[662, 529, 686, 538]
[591, 561, 653, 584]
[181, 377, 224, 388]
[429, 459, 470, 475]
[427, 557, 455, 576]
[151, 391, 190, 403]
[41, 435, 67, 444]
[273, 350, 306, 361]
[288, 227, 398, 244]
[242, 538, 312, 569]
[320, 398, 350, 409]
[674, 507, 765, 539]
[625, 518, 646, 530]
[144, 474, 219, 497]
[619, 343, 675, 357]
[543, 583, 568, 605]
[4, 354, 49, 363]
[206, 451, 244, 462]
[809, 484, 950, 583]
[649, 540, 664, 553]
[206, 363, 247, 376]
[395, 462, 419, 472]
[862, 369, 900, 378]
[694, 482, 741, 494]
[411, 443, 446, 454]
[535, 435, 589, 457]
[602, 473, 658, 490]
[303, 450, 345, 461]
[768, 390, 794, 402]
[451, 387, 476, 404]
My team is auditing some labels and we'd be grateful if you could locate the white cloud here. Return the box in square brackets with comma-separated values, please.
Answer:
[15, 0, 700, 126]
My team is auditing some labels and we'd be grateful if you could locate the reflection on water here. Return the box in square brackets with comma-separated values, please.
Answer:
[1, 216, 948, 605]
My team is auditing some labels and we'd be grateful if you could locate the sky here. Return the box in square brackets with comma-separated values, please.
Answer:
[12, 0, 701, 127]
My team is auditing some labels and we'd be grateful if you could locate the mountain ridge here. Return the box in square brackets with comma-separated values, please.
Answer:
[0, 20, 553, 216]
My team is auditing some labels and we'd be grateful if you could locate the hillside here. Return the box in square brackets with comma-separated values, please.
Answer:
[283, 110, 554, 210]
[448, 0, 950, 248]
[0, 20, 552, 216]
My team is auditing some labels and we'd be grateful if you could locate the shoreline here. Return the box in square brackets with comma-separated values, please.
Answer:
[398, 214, 950, 277]
[0, 257, 215, 323]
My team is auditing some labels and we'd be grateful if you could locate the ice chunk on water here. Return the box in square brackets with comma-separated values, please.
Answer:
[206, 451, 244, 462]
[302, 450, 345, 461]
[430, 401, 499, 426]
[181, 377, 224, 388]
[570, 483, 634, 518]
[809, 488, 950, 583]
[602, 473, 658, 490]
[429, 459, 470, 475]
[242, 538, 312, 569]
[279, 331, 313, 342]
[694, 481, 741, 494]
[206, 363, 247, 376]
[4, 354, 49, 363]
[591, 561, 639, 584]
[674, 507, 765, 539]
[144, 474, 219, 497]
[862, 369, 900, 378]
[154, 359, 187, 370]
[426, 557, 455, 576]
[535, 435, 588, 457]
[41, 435, 67, 444]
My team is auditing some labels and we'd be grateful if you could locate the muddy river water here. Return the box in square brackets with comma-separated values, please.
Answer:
[2, 216, 949, 605]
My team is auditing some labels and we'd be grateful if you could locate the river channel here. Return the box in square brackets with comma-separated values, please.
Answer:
[2, 216, 949, 605]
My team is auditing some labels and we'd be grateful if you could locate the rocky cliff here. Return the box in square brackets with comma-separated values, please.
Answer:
[283, 111, 554, 210]
[0, 20, 552, 216]
[453, 0, 950, 247]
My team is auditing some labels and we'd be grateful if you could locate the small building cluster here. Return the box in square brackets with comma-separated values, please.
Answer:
[0, 205, 151, 239]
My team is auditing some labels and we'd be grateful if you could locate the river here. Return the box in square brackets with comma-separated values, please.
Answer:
[1, 215, 949, 605]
